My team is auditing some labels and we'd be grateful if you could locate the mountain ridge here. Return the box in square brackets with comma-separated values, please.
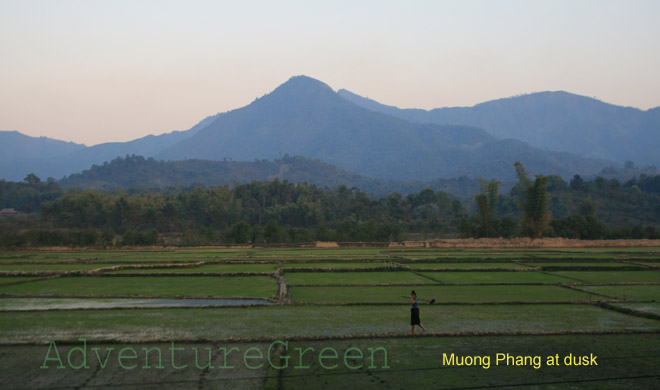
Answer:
[2, 75, 615, 182]
[337, 89, 660, 163]
[156, 75, 607, 181]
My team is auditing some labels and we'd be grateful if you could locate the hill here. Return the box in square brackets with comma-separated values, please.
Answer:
[0, 131, 85, 162]
[338, 89, 660, 164]
[157, 76, 608, 181]
[2, 76, 613, 182]
[58, 155, 487, 198]
[0, 114, 218, 181]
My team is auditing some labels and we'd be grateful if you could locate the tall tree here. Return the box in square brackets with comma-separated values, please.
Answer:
[514, 161, 551, 238]
[475, 179, 500, 237]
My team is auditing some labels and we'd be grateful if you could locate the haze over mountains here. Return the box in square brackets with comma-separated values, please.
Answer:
[58, 155, 486, 198]
[338, 89, 660, 164]
[2, 75, 656, 189]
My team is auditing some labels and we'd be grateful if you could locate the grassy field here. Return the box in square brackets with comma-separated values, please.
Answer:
[0, 275, 277, 297]
[0, 276, 43, 285]
[280, 262, 393, 269]
[549, 270, 660, 283]
[0, 246, 658, 389]
[0, 263, 118, 271]
[580, 285, 660, 301]
[283, 271, 435, 285]
[416, 271, 577, 284]
[407, 262, 530, 269]
[2, 304, 658, 343]
[279, 334, 660, 389]
[524, 262, 646, 268]
[290, 285, 595, 303]
[107, 263, 278, 274]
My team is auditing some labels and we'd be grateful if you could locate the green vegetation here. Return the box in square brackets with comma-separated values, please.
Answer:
[549, 271, 660, 284]
[1, 304, 657, 344]
[0, 247, 659, 388]
[0, 276, 277, 297]
[107, 264, 277, 273]
[280, 262, 391, 269]
[417, 272, 576, 284]
[581, 285, 660, 301]
[525, 262, 645, 268]
[613, 302, 660, 315]
[0, 342, 270, 390]
[0, 276, 41, 285]
[281, 335, 660, 389]
[0, 264, 115, 271]
[291, 285, 592, 303]
[3, 163, 660, 248]
[514, 161, 551, 238]
[283, 272, 433, 285]
[407, 262, 528, 269]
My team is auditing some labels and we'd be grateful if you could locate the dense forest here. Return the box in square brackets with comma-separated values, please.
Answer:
[1, 164, 660, 247]
[56, 155, 483, 198]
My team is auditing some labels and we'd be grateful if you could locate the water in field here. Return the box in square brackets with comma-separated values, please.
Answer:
[0, 297, 271, 311]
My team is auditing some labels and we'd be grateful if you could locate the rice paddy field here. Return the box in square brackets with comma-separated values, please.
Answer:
[0, 246, 658, 389]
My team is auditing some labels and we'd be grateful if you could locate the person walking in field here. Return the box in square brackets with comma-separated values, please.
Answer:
[409, 290, 426, 334]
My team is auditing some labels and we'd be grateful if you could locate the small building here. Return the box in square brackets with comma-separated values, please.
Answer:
[0, 208, 20, 218]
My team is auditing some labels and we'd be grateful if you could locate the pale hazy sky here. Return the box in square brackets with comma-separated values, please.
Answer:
[1, 0, 659, 146]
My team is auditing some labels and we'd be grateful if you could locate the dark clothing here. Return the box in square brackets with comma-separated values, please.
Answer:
[411, 307, 421, 325]
[411, 297, 418, 308]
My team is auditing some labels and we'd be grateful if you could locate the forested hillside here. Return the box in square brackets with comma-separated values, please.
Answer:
[58, 155, 485, 197]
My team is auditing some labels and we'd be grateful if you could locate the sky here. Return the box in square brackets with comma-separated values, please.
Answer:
[1, 0, 659, 146]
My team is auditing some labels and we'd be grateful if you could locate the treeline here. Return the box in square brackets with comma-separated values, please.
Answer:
[1, 163, 660, 247]
[0, 174, 61, 213]
[456, 168, 660, 239]
[1, 178, 461, 247]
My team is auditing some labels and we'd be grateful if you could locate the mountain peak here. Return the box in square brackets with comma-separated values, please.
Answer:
[247, 75, 343, 112]
[265, 75, 335, 101]
[280, 75, 334, 92]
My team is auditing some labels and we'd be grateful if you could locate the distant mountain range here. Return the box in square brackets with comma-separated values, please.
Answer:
[338, 89, 660, 164]
[0, 114, 219, 181]
[4, 75, 655, 186]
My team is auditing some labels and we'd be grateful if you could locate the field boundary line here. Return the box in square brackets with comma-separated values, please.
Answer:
[575, 282, 660, 286]
[274, 268, 290, 303]
[0, 293, 276, 300]
[560, 284, 621, 300]
[287, 282, 616, 286]
[285, 300, 638, 306]
[412, 271, 445, 283]
[0, 275, 61, 287]
[595, 301, 660, 321]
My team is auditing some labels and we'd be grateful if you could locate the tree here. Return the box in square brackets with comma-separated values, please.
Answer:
[514, 161, 551, 238]
[569, 174, 584, 191]
[474, 179, 500, 237]
[24, 174, 41, 185]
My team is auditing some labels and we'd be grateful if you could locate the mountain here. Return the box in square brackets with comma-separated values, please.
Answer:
[338, 89, 660, 164]
[157, 76, 607, 181]
[58, 154, 489, 197]
[2, 75, 612, 183]
[0, 131, 85, 162]
[0, 113, 220, 181]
